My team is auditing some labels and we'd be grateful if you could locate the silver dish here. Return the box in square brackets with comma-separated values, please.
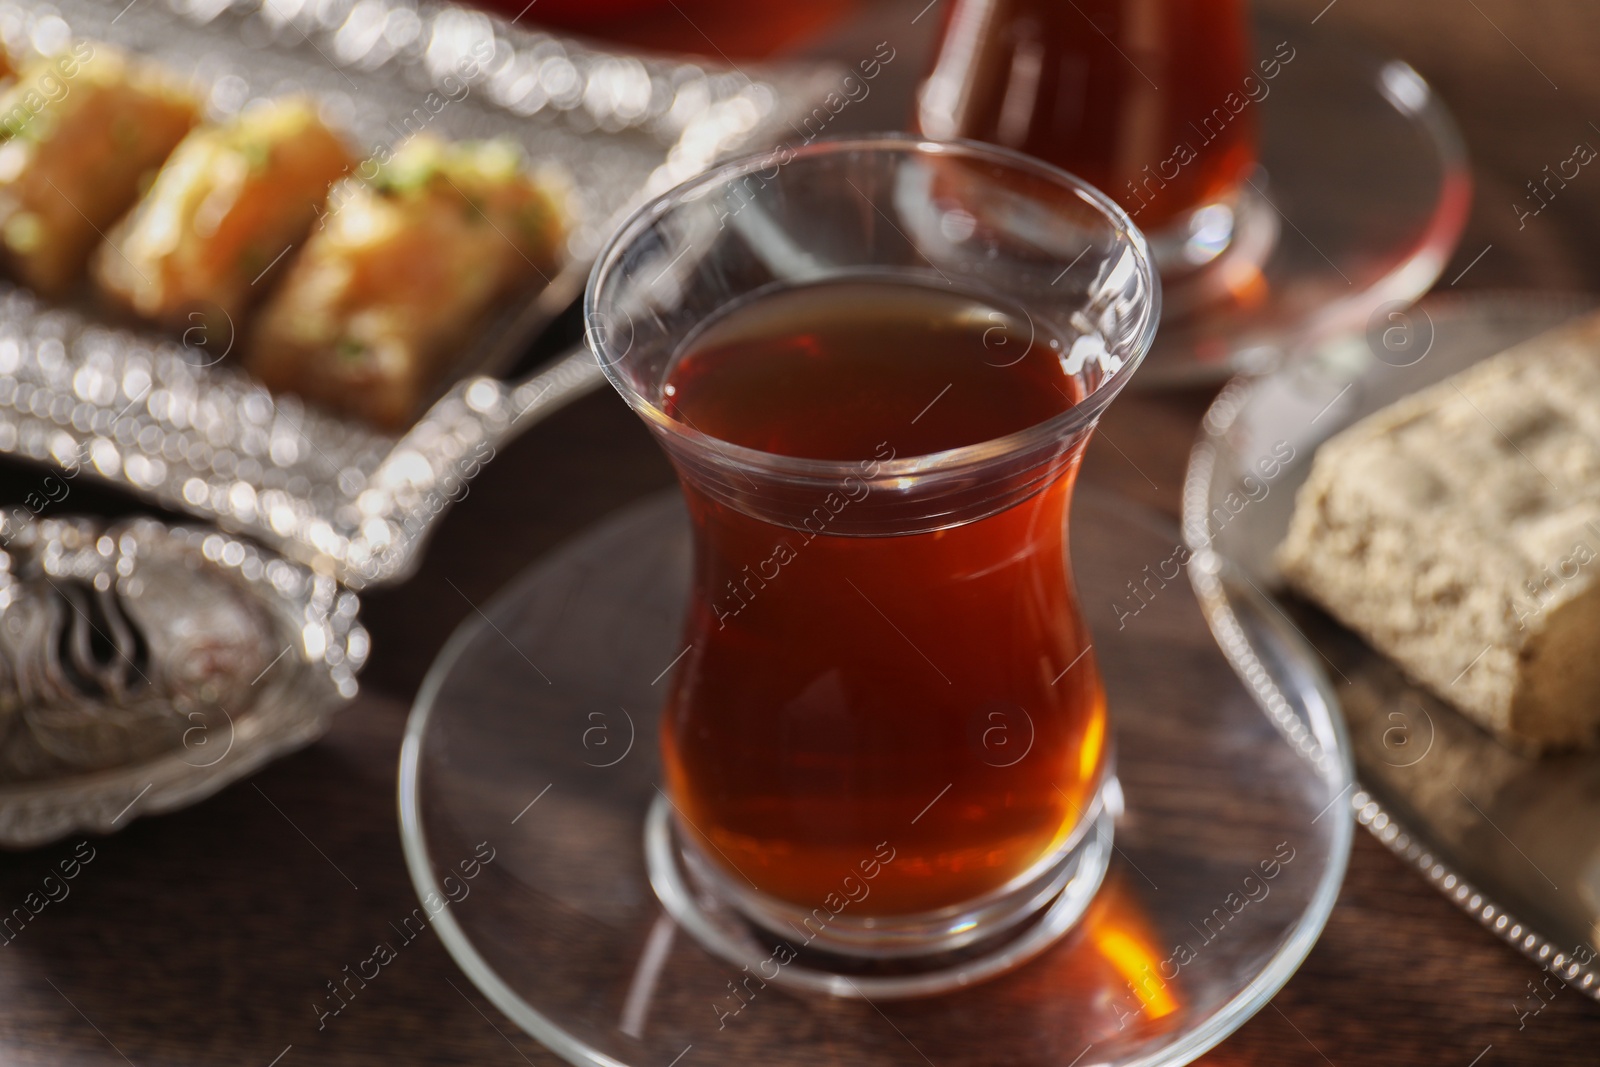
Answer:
[1184, 291, 1600, 997]
[0, 0, 838, 589]
[0, 507, 367, 846]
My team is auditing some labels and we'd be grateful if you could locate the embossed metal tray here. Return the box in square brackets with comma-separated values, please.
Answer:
[0, 0, 836, 589]
[0, 509, 367, 846]
[1184, 291, 1600, 998]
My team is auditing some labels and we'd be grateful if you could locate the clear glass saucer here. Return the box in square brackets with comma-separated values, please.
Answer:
[1140, 15, 1471, 385]
[398, 486, 1354, 1067]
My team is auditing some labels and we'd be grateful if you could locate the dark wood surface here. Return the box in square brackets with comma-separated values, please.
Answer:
[6, 0, 1600, 1063]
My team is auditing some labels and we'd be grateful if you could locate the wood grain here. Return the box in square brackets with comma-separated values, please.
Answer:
[5, 0, 1600, 1062]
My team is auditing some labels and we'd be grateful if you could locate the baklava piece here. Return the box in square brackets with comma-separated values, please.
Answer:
[0, 43, 198, 296]
[248, 135, 565, 429]
[96, 96, 352, 332]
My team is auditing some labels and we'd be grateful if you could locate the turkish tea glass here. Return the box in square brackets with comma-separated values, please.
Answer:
[916, 0, 1259, 275]
[588, 135, 1158, 974]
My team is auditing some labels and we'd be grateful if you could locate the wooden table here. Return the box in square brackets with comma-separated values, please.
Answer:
[4, 0, 1600, 1062]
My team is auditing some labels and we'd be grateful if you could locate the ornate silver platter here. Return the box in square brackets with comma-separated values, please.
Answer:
[1184, 291, 1600, 999]
[0, 0, 838, 589]
[0, 505, 366, 846]
[0, 0, 836, 841]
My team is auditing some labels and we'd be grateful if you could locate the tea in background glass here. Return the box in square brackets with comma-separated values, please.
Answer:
[916, 0, 1260, 273]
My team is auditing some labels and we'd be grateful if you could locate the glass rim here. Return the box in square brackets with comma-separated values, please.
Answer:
[585, 132, 1162, 481]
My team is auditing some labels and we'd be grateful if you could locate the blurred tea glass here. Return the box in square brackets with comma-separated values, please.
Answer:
[916, 0, 1258, 275]
[485, 0, 860, 58]
[588, 136, 1158, 979]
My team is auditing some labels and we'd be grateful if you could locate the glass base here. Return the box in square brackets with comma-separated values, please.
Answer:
[1132, 13, 1470, 384]
[398, 486, 1354, 1067]
[1149, 176, 1280, 316]
[1144, 185, 1266, 282]
[645, 781, 1115, 998]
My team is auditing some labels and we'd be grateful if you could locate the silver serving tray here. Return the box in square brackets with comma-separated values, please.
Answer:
[0, 0, 838, 589]
[1184, 291, 1600, 998]
[0, 510, 367, 846]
